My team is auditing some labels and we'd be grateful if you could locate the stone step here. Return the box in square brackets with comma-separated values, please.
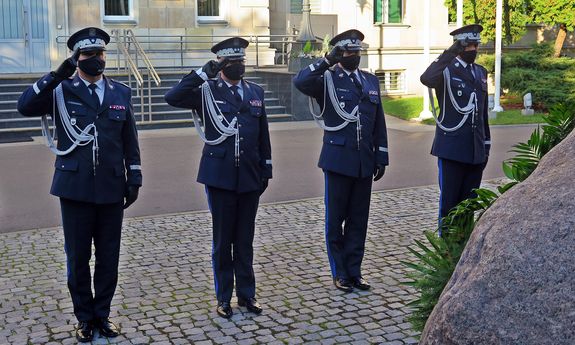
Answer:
[0, 92, 23, 102]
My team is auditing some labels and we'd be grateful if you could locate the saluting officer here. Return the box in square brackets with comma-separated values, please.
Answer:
[17, 27, 142, 342]
[165, 37, 272, 319]
[420, 24, 491, 234]
[293, 30, 389, 293]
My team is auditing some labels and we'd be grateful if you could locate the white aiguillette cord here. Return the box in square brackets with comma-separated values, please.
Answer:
[41, 84, 99, 175]
[191, 81, 240, 166]
[308, 70, 362, 149]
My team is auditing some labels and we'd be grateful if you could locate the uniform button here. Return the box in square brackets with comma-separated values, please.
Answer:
[240, 150, 244, 154]
[239, 124, 242, 128]
[61, 165, 65, 168]
[240, 137, 244, 141]
[210, 153, 213, 156]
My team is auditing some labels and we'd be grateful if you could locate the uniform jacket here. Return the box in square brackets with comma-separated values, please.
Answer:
[164, 72, 272, 193]
[420, 51, 491, 164]
[293, 58, 389, 178]
[18, 73, 142, 204]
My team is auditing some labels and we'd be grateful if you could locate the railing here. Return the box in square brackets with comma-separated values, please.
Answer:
[56, 31, 162, 122]
[117, 29, 162, 121]
[108, 34, 305, 68]
[126, 30, 161, 86]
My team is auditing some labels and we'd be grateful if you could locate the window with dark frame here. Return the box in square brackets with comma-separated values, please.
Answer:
[104, 0, 130, 16]
[198, 0, 220, 17]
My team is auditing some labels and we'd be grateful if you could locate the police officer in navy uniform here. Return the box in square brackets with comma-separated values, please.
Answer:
[165, 37, 272, 319]
[420, 24, 491, 233]
[293, 30, 389, 293]
[17, 27, 142, 342]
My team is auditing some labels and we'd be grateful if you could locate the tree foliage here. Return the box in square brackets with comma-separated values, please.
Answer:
[527, 0, 575, 56]
[527, 0, 575, 32]
[444, 0, 530, 45]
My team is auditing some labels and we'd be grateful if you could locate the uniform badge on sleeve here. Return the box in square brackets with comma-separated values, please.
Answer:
[249, 99, 262, 107]
[110, 105, 126, 110]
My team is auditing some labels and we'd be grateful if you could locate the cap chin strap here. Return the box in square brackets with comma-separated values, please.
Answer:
[42, 85, 99, 175]
[308, 69, 363, 149]
[428, 67, 478, 132]
[191, 81, 241, 166]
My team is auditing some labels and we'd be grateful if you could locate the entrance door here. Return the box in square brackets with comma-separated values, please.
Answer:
[0, 0, 50, 73]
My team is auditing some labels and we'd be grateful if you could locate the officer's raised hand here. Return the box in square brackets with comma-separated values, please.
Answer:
[53, 50, 80, 79]
[201, 59, 228, 79]
[446, 39, 465, 56]
[124, 185, 139, 209]
[373, 164, 385, 182]
[325, 46, 342, 66]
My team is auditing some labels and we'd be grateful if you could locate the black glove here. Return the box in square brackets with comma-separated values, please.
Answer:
[260, 178, 269, 195]
[373, 164, 386, 182]
[325, 46, 342, 66]
[446, 40, 465, 56]
[201, 59, 227, 79]
[53, 50, 79, 79]
[124, 185, 140, 209]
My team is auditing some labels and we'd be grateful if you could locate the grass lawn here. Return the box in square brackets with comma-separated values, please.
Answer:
[382, 96, 546, 125]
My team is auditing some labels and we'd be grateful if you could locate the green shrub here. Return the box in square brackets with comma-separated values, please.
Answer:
[479, 43, 575, 110]
[476, 53, 495, 73]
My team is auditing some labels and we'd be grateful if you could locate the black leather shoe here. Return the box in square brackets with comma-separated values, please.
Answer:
[216, 301, 233, 319]
[237, 297, 263, 314]
[95, 317, 120, 338]
[352, 277, 371, 291]
[75, 321, 94, 343]
[334, 277, 354, 293]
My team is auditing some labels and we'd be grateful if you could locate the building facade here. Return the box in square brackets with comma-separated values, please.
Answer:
[0, 0, 274, 73]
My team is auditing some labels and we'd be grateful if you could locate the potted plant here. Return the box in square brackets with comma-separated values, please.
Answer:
[288, 35, 330, 72]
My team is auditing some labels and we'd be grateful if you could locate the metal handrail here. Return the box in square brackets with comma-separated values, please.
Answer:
[111, 30, 146, 121]
[111, 30, 143, 87]
[126, 29, 161, 87]
[111, 34, 311, 68]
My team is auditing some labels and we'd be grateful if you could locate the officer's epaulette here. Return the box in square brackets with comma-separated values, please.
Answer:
[110, 79, 131, 90]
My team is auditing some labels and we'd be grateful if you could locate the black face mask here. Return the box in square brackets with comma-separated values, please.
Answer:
[460, 50, 477, 64]
[222, 63, 245, 81]
[78, 54, 106, 76]
[340, 55, 361, 71]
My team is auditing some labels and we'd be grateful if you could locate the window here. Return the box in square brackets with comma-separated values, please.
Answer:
[375, 70, 406, 95]
[290, 0, 303, 14]
[103, 0, 134, 21]
[197, 0, 225, 21]
[374, 0, 403, 24]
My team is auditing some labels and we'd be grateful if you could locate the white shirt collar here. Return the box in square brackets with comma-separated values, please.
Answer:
[224, 80, 242, 90]
[79, 76, 105, 90]
[343, 68, 360, 78]
[456, 56, 470, 68]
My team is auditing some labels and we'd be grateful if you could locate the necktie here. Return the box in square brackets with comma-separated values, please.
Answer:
[350, 73, 362, 91]
[88, 83, 100, 109]
[230, 85, 242, 104]
[466, 64, 475, 82]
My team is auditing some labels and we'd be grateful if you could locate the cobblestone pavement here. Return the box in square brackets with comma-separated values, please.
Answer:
[0, 183, 500, 344]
